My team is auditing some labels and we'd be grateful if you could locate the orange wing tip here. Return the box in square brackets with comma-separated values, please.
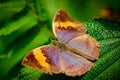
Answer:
[22, 46, 52, 73]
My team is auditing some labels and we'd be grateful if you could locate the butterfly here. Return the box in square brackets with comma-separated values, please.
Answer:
[22, 9, 100, 77]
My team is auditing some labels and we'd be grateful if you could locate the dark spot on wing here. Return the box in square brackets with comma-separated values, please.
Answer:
[57, 26, 62, 30]
[40, 47, 59, 68]
[56, 26, 77, 31]
[67, 26, 72, 30]
[40, 47, 51, 64]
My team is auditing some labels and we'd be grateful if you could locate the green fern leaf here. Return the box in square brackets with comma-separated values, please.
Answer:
[0, 12, 37, 36]
[19, 67, 41, 80]
[0, 12, 38, 54]
[0, 0, 25, 21]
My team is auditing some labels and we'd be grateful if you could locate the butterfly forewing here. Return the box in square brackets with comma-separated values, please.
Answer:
[67, 34, 100, 60]
[22, 45, 61, 74]
[52, 9, 87, 42]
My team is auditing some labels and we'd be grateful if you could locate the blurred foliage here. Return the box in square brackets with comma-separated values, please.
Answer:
[0, 0, 120, 80]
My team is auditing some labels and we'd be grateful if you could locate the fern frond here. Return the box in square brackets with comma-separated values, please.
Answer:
[0, 12, 37, 36]
[0, 1, 25, 21]
[0, 12, 38, 53]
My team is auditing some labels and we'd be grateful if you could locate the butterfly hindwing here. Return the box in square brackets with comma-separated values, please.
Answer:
[60, 50, 93, 76]
[67, 34, 100, 60]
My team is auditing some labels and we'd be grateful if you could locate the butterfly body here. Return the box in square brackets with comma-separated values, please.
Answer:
[22, 9, 100, 76]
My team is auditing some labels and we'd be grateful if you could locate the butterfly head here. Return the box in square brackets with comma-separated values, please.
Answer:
[51, 39, 66, 50]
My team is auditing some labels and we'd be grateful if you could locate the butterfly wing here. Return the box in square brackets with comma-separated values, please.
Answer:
[22, 45, 93, 76]
[52, 9, 87, 42]
[60, 50, 93, 76]
[22, 45, 61, 74]
[67, 34, 100, 60]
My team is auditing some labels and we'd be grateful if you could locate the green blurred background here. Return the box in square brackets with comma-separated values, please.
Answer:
[0, 0, 120, 80]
